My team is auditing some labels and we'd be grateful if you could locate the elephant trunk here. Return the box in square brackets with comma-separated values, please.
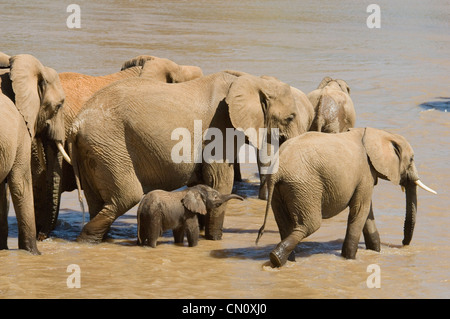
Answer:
[222, 194, 244, 202]
[35, 140, 63, 240]
[402, 181, 417, 246]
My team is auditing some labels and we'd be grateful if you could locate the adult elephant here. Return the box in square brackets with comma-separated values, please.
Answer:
[256, 83, 314, 200]
[257, 128, 436, 267]
[307, 76, 355, 133]
[69, 71, 304, 243]
[32, 55, 203, 240]
[0, 54, 67, 254]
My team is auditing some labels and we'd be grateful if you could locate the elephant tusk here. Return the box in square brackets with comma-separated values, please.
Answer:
[57, 142, 72, 165]
[415, 180, 437, 195]
[401, 186, 405, 193]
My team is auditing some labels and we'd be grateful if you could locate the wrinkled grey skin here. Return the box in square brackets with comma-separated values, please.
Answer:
[307, 76, 355, 133]
[257, 128, 435, 267]
[137, 185, 243, 247]
[69, 71, 304, 244]
[0, 54, 66, 255]
[32, 54, 203, 240]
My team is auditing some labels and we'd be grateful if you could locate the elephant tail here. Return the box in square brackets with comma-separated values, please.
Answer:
[67, 126, 86, 225]
[255, 174, 277, 245]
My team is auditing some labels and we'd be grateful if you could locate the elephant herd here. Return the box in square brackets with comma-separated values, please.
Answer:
[0, 52, 436, 267]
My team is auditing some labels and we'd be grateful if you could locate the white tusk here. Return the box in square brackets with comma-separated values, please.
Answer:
[415, 180, 437, 195]
[57, 142, 72, 165]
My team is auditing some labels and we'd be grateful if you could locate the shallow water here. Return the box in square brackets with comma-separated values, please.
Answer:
[0, 0, 449, 299]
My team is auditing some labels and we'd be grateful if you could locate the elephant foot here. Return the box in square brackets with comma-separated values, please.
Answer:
[76, 232, 103, 244]
[0, 239, 8, 250]
[37, 232, 49, 241]
[363, 230, 381, 252]
[258, 189, 267, 200]
[19, 238, 41, 255]
[28, 248, 41, 255]
[205, 232, 222, 241]
[270, 240, 297, 267]
[341, 243, 358, 259]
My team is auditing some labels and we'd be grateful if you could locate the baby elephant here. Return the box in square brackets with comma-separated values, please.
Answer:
[137, 185, 244, 247]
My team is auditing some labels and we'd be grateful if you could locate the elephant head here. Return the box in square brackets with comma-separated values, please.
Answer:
[121, 55, 203, 83]
[9, 54, 66, 143]
[362, 127, 436, 245]
[226, 74, 302, 150]
[317, 76, 351, 94]
[182, 185, 244, 215]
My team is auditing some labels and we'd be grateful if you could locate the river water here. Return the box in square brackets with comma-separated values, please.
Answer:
[0, 0, 449, 299]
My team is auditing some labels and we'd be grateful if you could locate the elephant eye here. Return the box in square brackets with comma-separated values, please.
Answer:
[284, 113, 295, 124]
[56, 100, 64, 111]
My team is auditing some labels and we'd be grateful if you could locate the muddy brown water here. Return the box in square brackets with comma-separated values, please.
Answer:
[0, 0, 449, 299]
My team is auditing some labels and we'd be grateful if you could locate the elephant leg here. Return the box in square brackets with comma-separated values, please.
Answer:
[82, 180, 104, 221]
[270, 221, 321, 267]
[362, 202, 380, 252]
[0, 181, 8, 250]
[233, 162, 242, 182]
[185, 217, 199, 247]
[77, 156, 143, 243]
[147, 219, 160, 248]
[270, 186, 322, 267]
[77, 191, 141, 243]
[342, 197, 372, 259]
[202, 162, 234, 240]
[8, 164, 40, 255]
[173, 225, 185, 245]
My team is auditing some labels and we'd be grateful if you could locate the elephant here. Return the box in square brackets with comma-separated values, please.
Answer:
[256, 84, 314, 200]
[256, 127, 437, 267]
[137, 184, 243, 247]
[121, 55, 203, 83]
[307, 76, 356, 133]
[68, 71, 305, 244]
[31, 55, 203, 240]
[0, 54, 67, 255]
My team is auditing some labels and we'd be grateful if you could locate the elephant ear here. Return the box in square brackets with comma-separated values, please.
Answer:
[120, 55, 156, 71]
[336, 79, 351, 94]
[0, 52, 10, 68]
[142, 58, 203, 83]
[172, 65, 203, 83]
[290, 86, 314, 133]
[182, 190, 207, 215]
[317, 76, 333, 89]
[362, 127, 401, 185]
[9, 54, 46, 138]
[225, 75, 266, 148]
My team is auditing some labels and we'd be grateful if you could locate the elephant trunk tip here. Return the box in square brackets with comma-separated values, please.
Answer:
[227, 194, 245, 201]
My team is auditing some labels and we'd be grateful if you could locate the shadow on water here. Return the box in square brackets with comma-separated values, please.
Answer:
[232, 179, 261, 199]
[418, 97, 450, 112]
[209, 239, 346, 261]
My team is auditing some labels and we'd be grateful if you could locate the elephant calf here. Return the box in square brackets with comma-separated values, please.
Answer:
[137, 185, 243, 247]
[307, 76, 355, 133]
